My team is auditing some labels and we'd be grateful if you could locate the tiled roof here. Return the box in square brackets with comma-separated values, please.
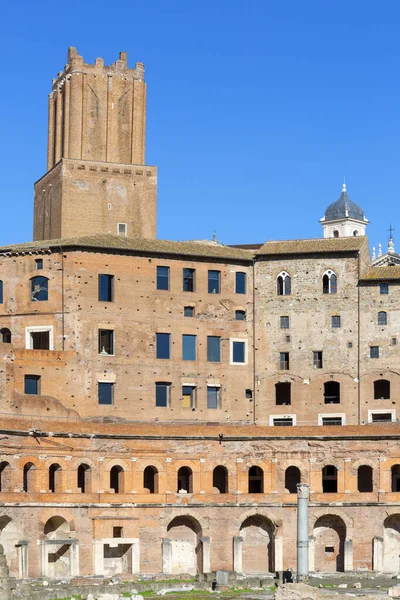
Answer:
[0, 234, 254, 262]
[360, 266, 400, 281]
[256, 236, 368, 256]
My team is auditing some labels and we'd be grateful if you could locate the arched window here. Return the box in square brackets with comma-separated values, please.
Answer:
[333, 230, 339, 238]
[248, 466, 264, 493]
[285, 466, 301, 493]
[277, 272, 291, 296]
[322, 270, 337, 294]
[213, 466, 228, 493]
[357, 465, 373, 493]
[353, 230, 359, 237]
[378, 311, 387, 326]
[392, 465, 400, 492]
[144, 465, 158, 494]
[275, 382, 291, 405]
[77, 464, 91, 493]
[23, 462, 35, 492]
[374, 379, 390, 400]
[322, 465, 337, 493]
[49, 463, 62, 493]
[0, 329, 11, 343]
[30, 276, 48, 302]
[110, 465, 124, 494]
[177, 466, 193, 493]
[324, 381, 340, 404]
[0, 462, 11, 493]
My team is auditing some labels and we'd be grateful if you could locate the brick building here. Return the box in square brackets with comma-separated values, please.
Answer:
[0, 47, 400, 579]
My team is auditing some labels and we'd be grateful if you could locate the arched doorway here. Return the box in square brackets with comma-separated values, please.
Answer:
[285, 466, 301, 493]
[384, 515, 400, 572]
[43, 516, 72, 579]
[166, 516, 202, 575]
[313, 515, 346, 572]
[240, 515, 274, 574]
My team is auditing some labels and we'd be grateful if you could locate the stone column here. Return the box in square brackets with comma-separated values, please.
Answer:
[308, 536, 315, 572]
[373, 536, 384, 572]
[233, 536, 243, 573]
[16, 542, 28, 578]
[162, 539, 172, 574]
[131, 539, 140, 574]
[93, 540, 104, 575]
[70, 541, 79, 576]
[296, 483, 310, 582]
[201, 537, 211, 573]
[344, 538, 353, 572]
[274, 536, 283, 572]
[39, 541, 47, 578]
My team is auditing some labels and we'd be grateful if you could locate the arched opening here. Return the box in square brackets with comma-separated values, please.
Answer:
[374, 379, 390, 400]
[240, 515, 274, 573]
[49, 464, 62, 493]
[212, 466, 228, 493]
[167, 516, 202, 575]
[0, 329, 11, 343]
[384, 515, 400, 572]
[248, 466, 264, 493]
[23, 462, 35, 492]
[44, 516, 71, 579]
[391, 465, 400, 492]
[277, 272, 291, 296]
[313, 515, 346, 572]
[30, 276, 49, 302]
[143, 465, 159, 494]
[110, 465, 124, 494]
[0, 516, 18, 577]
[324, 381, 340, 404]
[323, 270, 337, 294]
[77, 464, 91, 493]
[285, 466, 301, 493]
[177, 467, 193, 493]
[333, 230, 339, 238]
[322, 465, 338, 493]
[275, 382, 291, 405]
[357, 465, 373, 493]
[0, 462, 11, 493]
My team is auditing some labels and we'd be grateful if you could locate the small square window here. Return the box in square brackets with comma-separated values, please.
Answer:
[24, 375, 40, 395]
[347, 341, 353, 348]
[313, 351, 323, 368]
[156, 382, 170, 407]
[35, 259, 43, 270]
[208, 270, 220, 294]
[280, 352, 289, 370]
[99, 329, 114, 355]
[113, 527, 123, 538]
[380, 283, 389, 295]
[235, 310, 246, 321]
[235, 272, 246, 294]
[156, 266, 169, 290]
[117, 223, 127, 237]
[99, 274, 114, 302]
[232, 340, 246, 363]
[286, 335, 291, 343]
[207, 386, 220, 409]
[156, 333, 170, 359]
[98, 382, 113, 405]
[183, 268, 195, 292]
[280, 316, 289, 329]
[182, 385, 196, 408]
[332, 316, 341, 328]
[184, 306, 195, 317]
[370, 346, 380, 359]
[391, 337, 397, 346]
[245, 389, 253, 399]
[182, 334, 196, 361]
[325, 546, 335, 553]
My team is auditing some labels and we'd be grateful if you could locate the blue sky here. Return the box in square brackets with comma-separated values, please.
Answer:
[1, 1, 399, 253]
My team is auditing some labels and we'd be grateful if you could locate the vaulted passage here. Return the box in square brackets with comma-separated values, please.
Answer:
[44, 517, 72, 579]
[167, 516, 202, 575]
[240, 515, 274, 574]
[384, 515, 400, 572]
[313, 515, 346, 572]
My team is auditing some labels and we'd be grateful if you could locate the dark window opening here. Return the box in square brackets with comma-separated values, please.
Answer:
[98, 329, 114, 355]
[182, 385, 196, 408]
[49, 463, 61, 493]
[232, 341, 245, 363]
[183, 268, 195, 292]
[285, 466, 301, 493]
[323, 272, 337, 294]
[31, 276, 48, 302]
[325, 546, 335, 553]
[280, 316, 289, 329]
[184, 306, 195, 317]
[248, 466, 264, 493]
[235, 309, 246, 320]
[98, 382, 113, 405]
[144, 466, 158, 494]
[372, 413, 392, 423]
[275, 382, 291, 405]
[273, 418, 293, 426]
[156, 266, 169, 290]
[277, 273, 291, 296]
[213, 466, 228, 493]
[357, 465, 373, 493]
[245, 388, 253, 399]
[235, 272, 246, 294]
[77, 464, 91, 493]
[207, 336, 221, 362]
[0, 328, 11, 343]
[280, 352, 289, 370]
[380, 283, 389, 295]
[0, 281, 3, 304]
[322, 465, 338, 493]
[324, 381, 340, 404]
[370, 346, 380, 359]
[110, 465, 124, 494]
[208, 270, 220, 294]
[24, 375, 40, 395]
[156, 333, 170, 359]
[322, 416, 342, 426]
[113, 527, 123, 538]
[391, 465, 400, 492]
[23, 462, 35, 493]
[98, 274, 114, 302]
[177, 466, 193, 493]
[313, 351, 323, 368]
[35, 259, 43, 270]
[378, 311, 387, 326]
[30, 331, 50, 350]
[156, 382, 170, 407]
[374, 379, 390, 399]
[332, 315, 341, 328]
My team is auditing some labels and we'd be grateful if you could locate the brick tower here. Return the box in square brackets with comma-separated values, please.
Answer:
[33, 47, 157, 241]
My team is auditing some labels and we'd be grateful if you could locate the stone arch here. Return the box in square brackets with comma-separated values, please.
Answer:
[309, 510, 353, 539]
[44, 516, 71, 540]
[23, 462, 36, 492]
[0, 517, 18, 577]
[166, 515, 203, 575]
[350, 458, 378, 474]
[136, 457, 164, 472]
[317, 459, 343, 471]
[143, 465, 159, 494]
[103, 458, 131, 472]
[383, 514, 400, 572]
[38, 512, 76, 539]
[313, 514, 346, 572]
[240, 514, 275, 574]
[279, 459, 307, 493]
[43, 516, 72, 579]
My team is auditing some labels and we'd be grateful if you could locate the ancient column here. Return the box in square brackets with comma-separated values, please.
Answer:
[233, 536, 243, 573]
[296, 482, 310, 582]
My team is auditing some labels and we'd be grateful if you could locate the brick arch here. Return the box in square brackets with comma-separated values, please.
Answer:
[207, 458, 231, 469]
[162, 511, 209, 535]
[43, 458, 69, 470]
[38, 510, 76, 539]
[309, 509, 353, 538]
[243, 461, 270, 471]
[17, 456, 41, 469]
[103, 458, 131, 472]
[172, 459, 200, 472]
[317, 458, 343, 471]
[236, 508, 281, 533]
[279, 459, 308, 475]
[350, 458, 378, 474]
[70, 457, 97, 470]
[135, 458, 165, 472]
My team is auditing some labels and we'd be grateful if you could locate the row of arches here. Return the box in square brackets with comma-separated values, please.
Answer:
[277, 270, 337, 296]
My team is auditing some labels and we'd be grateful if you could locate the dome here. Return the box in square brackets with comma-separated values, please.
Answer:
[323, 184, 366, 222]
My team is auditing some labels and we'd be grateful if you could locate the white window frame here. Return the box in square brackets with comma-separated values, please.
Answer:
[368, 409, 396, 423]
[98, 328, 115, 356]
[117, 223, 127, 237]
[318, 413, 346, 426]
[230, 338, 248, 365]
[269, 414, 296, 426]
[25, 326, 54, 350]
[206, 383, 221, 409]
[277, 271, 291, 296]
[323, 269, 337, 294]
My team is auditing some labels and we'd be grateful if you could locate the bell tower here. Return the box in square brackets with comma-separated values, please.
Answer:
[33, 47, 157, 241]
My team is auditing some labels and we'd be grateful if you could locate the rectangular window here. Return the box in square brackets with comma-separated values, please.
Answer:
[156, 266, 170, 290]
[183, 268, 195, 292]
[207, 386, 220, 409]
[371, 413, 393, 423]
[232, 340, 245, 364]
[391, 337, 397, 346]
[24, 375, 40, 395]
[98, 382, 114, 405]
[207, 336, 221, 362]
[280, 352, 289, 370]
[235, 272, 246, 294]
[182, 385, 196, 408]
[182, 334, 196, 360]
[280, 316, 289, 329]
[98, 329, 114, 355]
[31, 331, 50, 350]
[156, 382, 171, 407]
[184, 306, 195, 317]
[286, 335, 291, 343]
[113, 527, 123, 538]
[273, 418, 293, 426]
[332, 315, 341, 328]
[348, 341, 353, 348]
[208, 270, 220, 294]
[313, 351, 323, 368]
[235, 310, 246, 321]
[99, 274, 114, 302]
[117, 223, 127, 236]
[380, 283, 389, 295]
[156, 333, 170, 359]
[35, 259, 43, 270]
[321, 416, 342, 426]
[370, 346, 380, 359]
